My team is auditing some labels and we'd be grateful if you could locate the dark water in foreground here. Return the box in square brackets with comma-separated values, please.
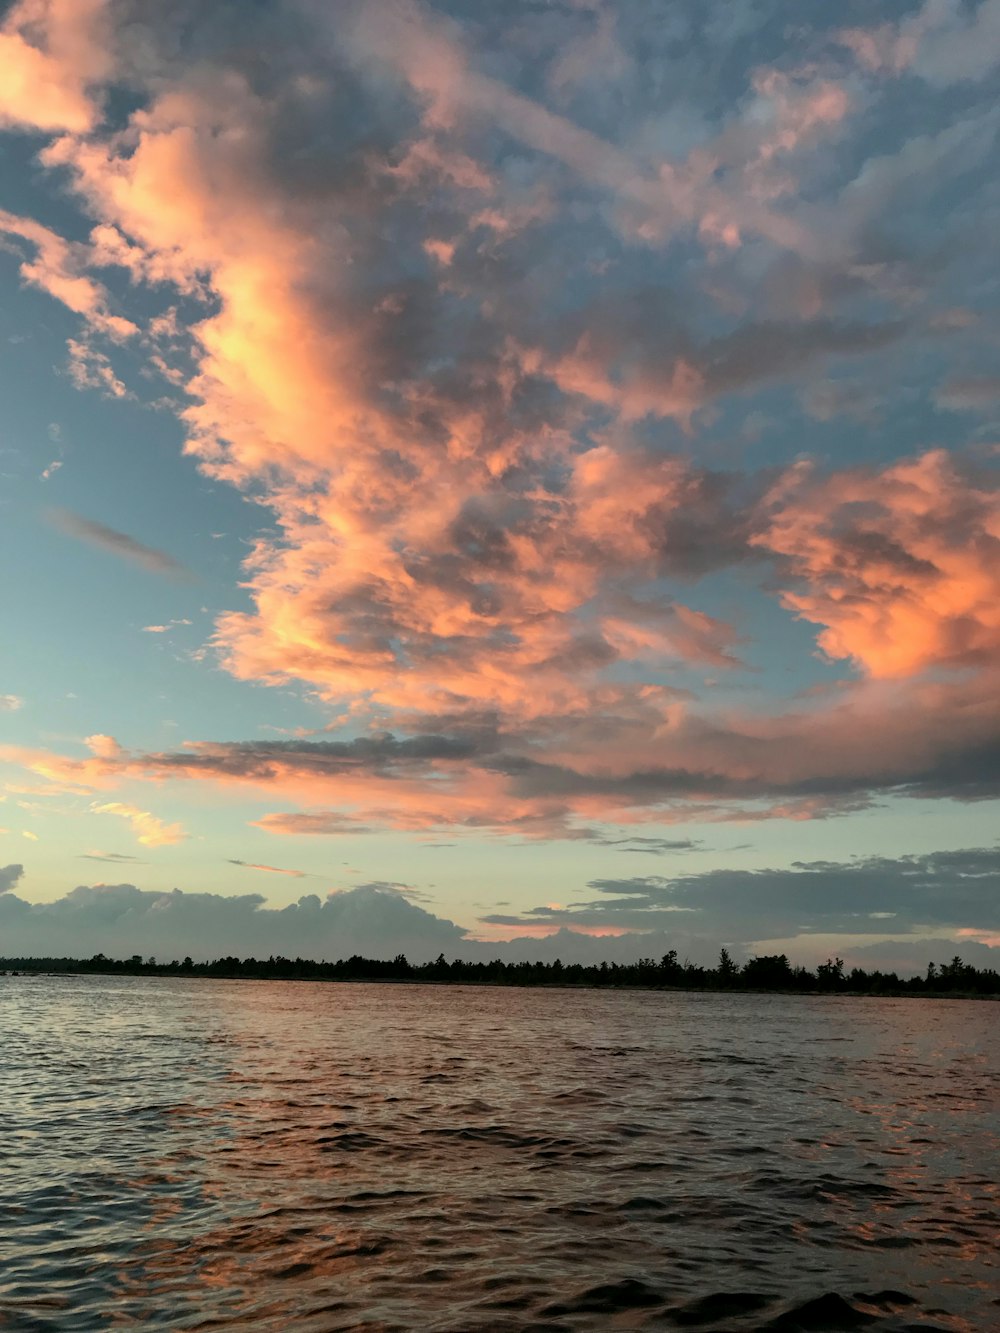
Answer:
[1, 978, 998, 1332]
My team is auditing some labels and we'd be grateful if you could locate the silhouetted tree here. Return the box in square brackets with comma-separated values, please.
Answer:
[718, 948, 738, 985]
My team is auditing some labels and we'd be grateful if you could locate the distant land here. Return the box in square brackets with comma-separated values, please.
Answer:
[2, 951, 998, 997]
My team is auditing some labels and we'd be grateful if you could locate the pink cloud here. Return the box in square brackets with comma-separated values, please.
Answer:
[0, 210, 136, 340]
[0, 0, 995, 849]
[840, 0, 1000, 87]
[2, 656, 996, 839]
[756, 450, 1000, 678]
[228, 859, 308, 879]
[0, 0, 110, 133]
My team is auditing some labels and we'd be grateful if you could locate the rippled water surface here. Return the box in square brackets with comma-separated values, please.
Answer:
[1, 977, 998, 1331]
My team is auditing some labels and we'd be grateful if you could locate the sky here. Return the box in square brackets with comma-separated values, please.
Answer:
[0, 0, 998, 968]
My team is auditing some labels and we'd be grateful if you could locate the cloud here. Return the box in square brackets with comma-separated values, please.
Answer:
[0, 0, 876, 739]
[48, 510, 193, 581]
[1, 858, 998, 971]
[0, 695, 23, 711]
[0, 876, 735, 967]
[228, 859, 309, 879]
[840, 0, 1000, 88]
[0, 882, 467, 964]
[756, 450, 1000, 678]
[85, 734, 122, 760]
[0, 864, 24, 894]
[142, 619, 192, 634]
[0, 209, 136, 340]
[79, 852, 146, 864]
[4, 657, 999, 837]
[90, 802, 186, 848]
[590, 836, 703, 855]
[0, 0, 108, 133]
[482, 846, 1000, 943]
[0, 0, 996, 850]
[64, 339, 129, 398]
[936, 375, 1000, 413]
[846, 936, 1000, 975]
[252, 812, 378, 836]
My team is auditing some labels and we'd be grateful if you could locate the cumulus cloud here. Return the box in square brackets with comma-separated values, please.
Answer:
[0, 0, 108, 133]
[48, 510, 193, 581]
[0, 0, 997, 845]
[0, 876, 732, 966]
[0, 864, 25, 894]
[0, 695, 23, 711]
[756, 451, 1000, 678]
[0, 882, 468, 964]
[2, 861, 996, 973]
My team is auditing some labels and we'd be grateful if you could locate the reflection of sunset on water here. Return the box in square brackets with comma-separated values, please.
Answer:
[5, 975, 997, 1330]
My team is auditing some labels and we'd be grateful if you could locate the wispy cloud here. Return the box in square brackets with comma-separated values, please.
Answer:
[142, 619, 193, 634]
[48, 509, 193, 581]
[0, 695, 23, 711]
[79, 851, 147, 864]
[90, 801, 186, 848]
[228, 858, 309, 879]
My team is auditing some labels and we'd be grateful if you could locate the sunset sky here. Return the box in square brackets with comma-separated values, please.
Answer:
[1, 0, 998, 966]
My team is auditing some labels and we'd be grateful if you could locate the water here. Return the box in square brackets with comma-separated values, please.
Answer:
[1, 977, 998, 1332]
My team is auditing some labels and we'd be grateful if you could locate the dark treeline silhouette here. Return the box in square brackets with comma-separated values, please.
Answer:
[1, 948, 998, 996]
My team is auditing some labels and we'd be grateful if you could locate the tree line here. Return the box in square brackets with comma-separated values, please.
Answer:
[1, 947, 998, 995]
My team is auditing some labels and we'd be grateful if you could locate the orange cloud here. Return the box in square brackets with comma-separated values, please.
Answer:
[90, 801, 186, 847]
[0, 210, 136, 339]
[1, 0, 996, 849]
[0, 0, 109, 133]
[757, 451, 1000, 678]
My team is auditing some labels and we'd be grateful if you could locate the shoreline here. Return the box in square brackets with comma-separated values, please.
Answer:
[2, 964, 996, 1001]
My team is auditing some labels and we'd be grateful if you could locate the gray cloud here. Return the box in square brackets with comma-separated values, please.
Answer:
[156, 734, 485, 781]
[0, 877, 728, 967]
[936, 375, 1000, 412]
[47, 509, 193, 581]
[79, 852, 147, 864]
[846, 937, 1000, 975]
[87, 667, 1000, 836]
[481, 846, 1000, 942]
[2, 859, 998, 973]
[0, 864, 25, 894]
[589, 836, 703, 855]
[0, 882, 467, 964]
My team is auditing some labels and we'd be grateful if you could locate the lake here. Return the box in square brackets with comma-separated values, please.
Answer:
[1, 976, 998, 1330]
